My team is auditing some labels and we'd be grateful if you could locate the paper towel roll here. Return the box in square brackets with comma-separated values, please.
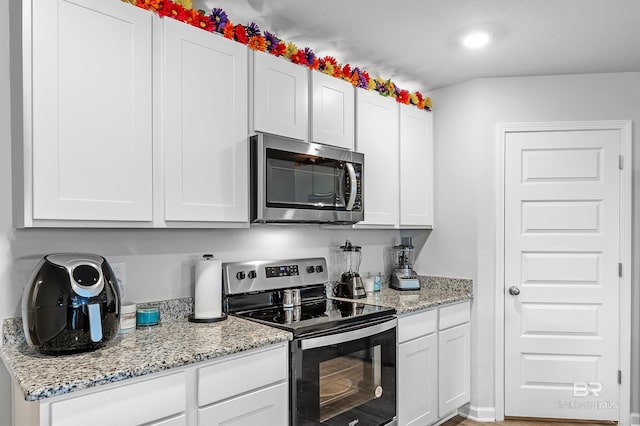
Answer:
[194, 255, 223, 319]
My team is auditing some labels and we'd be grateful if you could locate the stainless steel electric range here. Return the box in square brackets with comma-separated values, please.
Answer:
[223, 258, 398, 426]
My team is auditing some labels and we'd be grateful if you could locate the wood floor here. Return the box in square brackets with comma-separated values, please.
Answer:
[441, 415, 617, 426]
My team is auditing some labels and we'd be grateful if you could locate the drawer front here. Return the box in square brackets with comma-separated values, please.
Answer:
[438, 301, 471, 330]
[50, 372, 186, 426]
[197, 343, 288, 407]
[398, 309, 437, 343]
[198, 382, 288, 426]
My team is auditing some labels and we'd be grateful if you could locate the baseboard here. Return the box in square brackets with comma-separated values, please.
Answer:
[458, 404, 496, 422]
[630, 412, 640, 426]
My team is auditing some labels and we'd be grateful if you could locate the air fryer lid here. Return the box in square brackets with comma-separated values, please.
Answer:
[46, 253, 105, 298]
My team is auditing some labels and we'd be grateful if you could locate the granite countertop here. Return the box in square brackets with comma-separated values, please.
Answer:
[1, 315, 292, 402]
[336, 276, 473, 315]
[2, 275, 471, 403]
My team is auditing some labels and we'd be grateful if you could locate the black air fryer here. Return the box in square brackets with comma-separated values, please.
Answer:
[22, 253, 120, 354]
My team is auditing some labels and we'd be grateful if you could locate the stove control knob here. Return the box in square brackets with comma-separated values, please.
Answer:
[306, 265, 315, 274]
[315, 265, 324, 273]
[236, 271, 245, 280]
[248, 270, 257, 279]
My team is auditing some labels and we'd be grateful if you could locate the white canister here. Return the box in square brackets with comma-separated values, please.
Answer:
[119, 303, 137, 332]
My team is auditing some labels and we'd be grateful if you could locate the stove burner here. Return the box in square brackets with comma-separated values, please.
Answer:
[235, 298, 394, 337]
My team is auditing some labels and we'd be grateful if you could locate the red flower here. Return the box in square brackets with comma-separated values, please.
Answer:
[234, 24, 248, 44]
[290, 50, 308, 65]
[341, 64, 352, 81]
[397, 90, 410, 104]
[187, 10, 213, 31]
[309, 57, 320, 70]
[161, 2, 188, 22]
[271, 42, 286, 57]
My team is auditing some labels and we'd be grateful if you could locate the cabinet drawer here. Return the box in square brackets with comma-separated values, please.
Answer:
[398, 309, 437, 343]
[197, 343, 287, 407]
[198, 382, 288, 425]
[50, 372, 186, 426]
[438, 301, 470, 330]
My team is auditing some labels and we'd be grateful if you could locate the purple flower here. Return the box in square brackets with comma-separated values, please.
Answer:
[210, 8, 228, 33]
[246, 22, 261, 38]
[353, 68, 368, 89]
[304, 47, 316, 65]
[375, 80, 390, 96]
[263, 31, 280, 51]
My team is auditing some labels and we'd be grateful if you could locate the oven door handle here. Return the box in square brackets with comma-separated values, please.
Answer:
[301, 317, 397, 350]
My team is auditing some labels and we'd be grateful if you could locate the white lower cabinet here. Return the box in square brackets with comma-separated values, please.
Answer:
[398, 333, 438, 426]
[397, 302, 471, 426]
[14, 343, 288, 426]
[397, 309, 438, 426]
[438, 303, 471, 418]
[48, 372, 186, 426]
[198, 382, 288, 426]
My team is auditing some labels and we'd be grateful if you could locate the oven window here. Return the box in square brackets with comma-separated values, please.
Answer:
[292, 322, 396, 425]
[266, 149, 346, 209]
[319, 346, 383, 422]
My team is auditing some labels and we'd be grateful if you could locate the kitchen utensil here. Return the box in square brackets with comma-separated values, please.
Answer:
[22, 253, 120, 354]
[336, 240, 365, 299]
[390, 237, 420, 290]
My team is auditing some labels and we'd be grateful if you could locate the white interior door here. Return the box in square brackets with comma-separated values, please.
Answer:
[504, 128, 621, 421]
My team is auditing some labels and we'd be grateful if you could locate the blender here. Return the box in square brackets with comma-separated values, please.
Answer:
[390, 237, 420, 290]
[334, 240, 366, 299]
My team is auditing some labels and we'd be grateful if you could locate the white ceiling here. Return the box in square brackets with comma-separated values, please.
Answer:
[193, 0, 640, 92]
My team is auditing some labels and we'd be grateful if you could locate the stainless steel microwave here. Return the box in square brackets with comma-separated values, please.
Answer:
[250, 133, 364, 224]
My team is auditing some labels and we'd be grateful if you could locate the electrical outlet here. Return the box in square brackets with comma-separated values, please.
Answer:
[111, 262, 126, 290]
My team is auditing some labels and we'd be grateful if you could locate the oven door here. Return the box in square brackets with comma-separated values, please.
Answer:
[291, 318, 397, 426]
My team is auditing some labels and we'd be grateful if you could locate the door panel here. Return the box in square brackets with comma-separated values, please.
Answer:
[504, 128, 620, 421]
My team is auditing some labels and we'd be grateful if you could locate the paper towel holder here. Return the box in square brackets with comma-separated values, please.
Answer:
[189, 254, 227, 323]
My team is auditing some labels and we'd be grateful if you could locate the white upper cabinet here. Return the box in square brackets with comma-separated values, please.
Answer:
[162, 19, 248, 223]
[28, 0, 153, 224]
[355, 89, 399, 226]
[311, 71, 354, 149]
[399, 104, 434, 227]
[252, 50, 309, 140]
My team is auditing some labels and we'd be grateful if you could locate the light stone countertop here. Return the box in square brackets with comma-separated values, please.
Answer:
[1, 275, 471, 403]
[332, 276, 473, 315]
[1, 316, 292, 401]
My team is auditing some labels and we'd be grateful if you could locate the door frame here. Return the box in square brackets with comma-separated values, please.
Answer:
[494, 120, 632, 424]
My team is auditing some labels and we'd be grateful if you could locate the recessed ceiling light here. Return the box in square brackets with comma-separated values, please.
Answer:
[462, 31, 491, 49]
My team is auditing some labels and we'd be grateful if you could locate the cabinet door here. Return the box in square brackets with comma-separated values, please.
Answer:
[398, 333, 438, 426]
[355, 89, 399, 226]
[31, 0, 153, 222]
[253, 51, 308, 140]
[399, 104, 434, 227]
[49, 372, 186, 426]
[198, 382, 288, 426]
[311, 71, 354, 149]
[438, 322, 471, 417]
[163, 18, 248, 222]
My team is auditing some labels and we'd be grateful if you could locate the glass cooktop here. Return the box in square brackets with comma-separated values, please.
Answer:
[235, 299, 395, 338]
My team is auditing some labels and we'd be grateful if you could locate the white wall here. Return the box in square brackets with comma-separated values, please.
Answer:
[423, 72, 640, 419]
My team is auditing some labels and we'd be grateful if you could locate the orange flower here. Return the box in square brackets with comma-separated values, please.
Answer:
[223, 21, 235, 39]
[135, 0, 162, 10]
[309, 57, 320, 70]
[248, 35, 267, 51]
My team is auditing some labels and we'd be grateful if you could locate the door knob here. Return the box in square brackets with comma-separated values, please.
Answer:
[508, 286, 520, 296]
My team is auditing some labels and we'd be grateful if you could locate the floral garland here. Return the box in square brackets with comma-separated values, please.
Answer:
[123, 0, 433, 111]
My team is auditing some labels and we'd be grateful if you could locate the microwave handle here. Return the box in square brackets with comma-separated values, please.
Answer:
[345, 162, 357, 211]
